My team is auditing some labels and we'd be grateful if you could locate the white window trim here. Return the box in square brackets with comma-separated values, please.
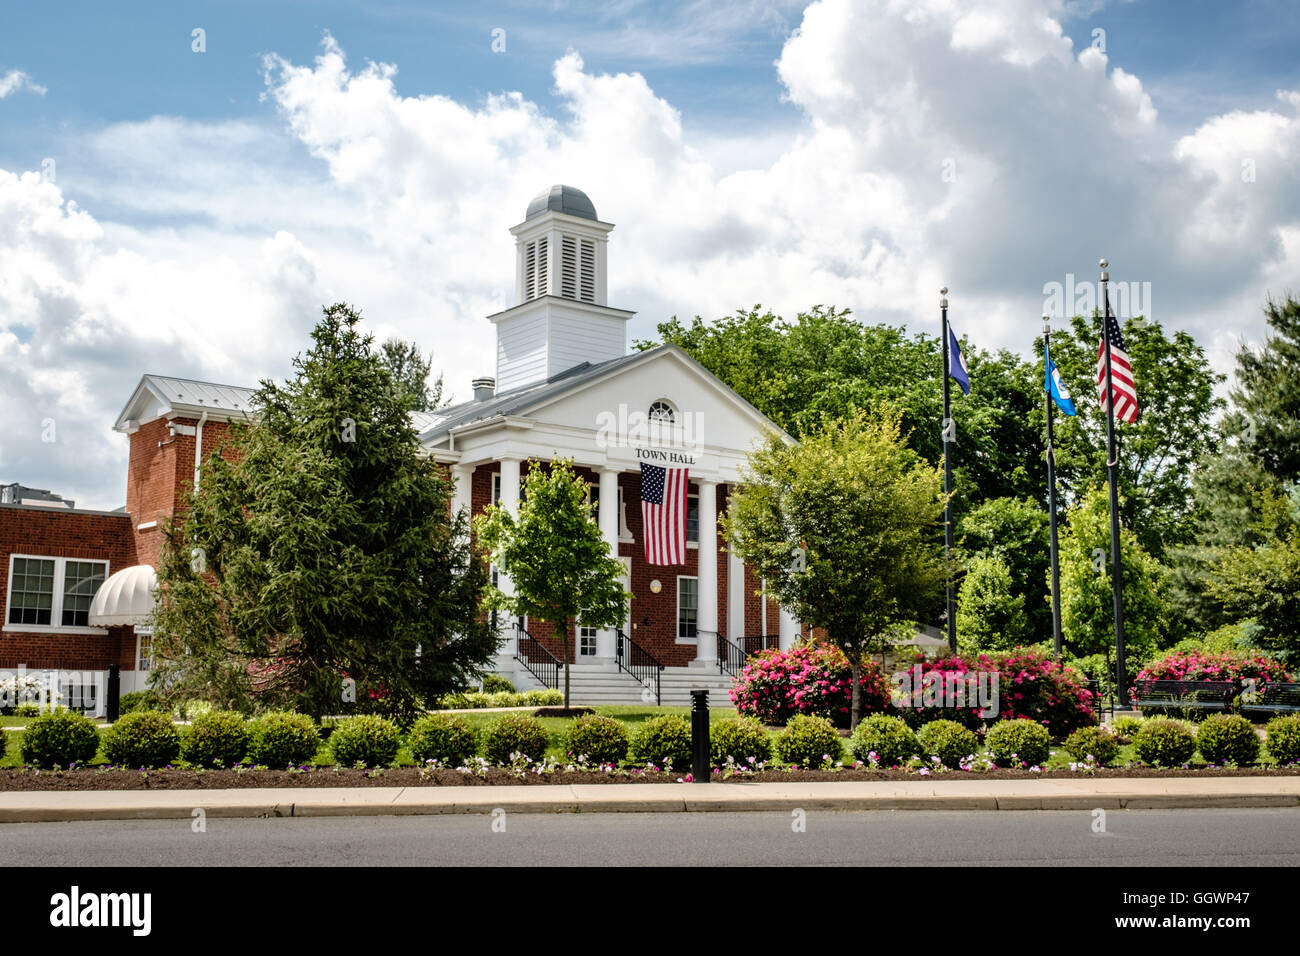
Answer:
[676, 574, 699, 644]
[3, 554, 110, 635]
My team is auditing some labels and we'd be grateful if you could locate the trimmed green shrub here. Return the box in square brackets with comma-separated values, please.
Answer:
[1110, 715, 1143, 741]
[246, 711, 321, 767]
[1196, 714, 1260, 766]
[917, 719, 979, 769]
[482, 713, 549, 764]
[629, 715, 692, 770]
[710, 717, 773, 766]
[0, 726, 5, 760]
[985, 718, 1052, 767]
[1132, 717, 1197, 766]
[408, 713, 479, 765]
[1265, 715, 1300, 764]
[118, 691, 159, 715]
[481, 675, 516, 693]
[559, 714, 629, 765]
[102, 710, 181, 768]
[14, 702, 40, 718]
[850, 714, 919, 767]
[180, 710, 249, 767]
[1063, 726, 1120, 765]
[775, 714, 843, 769]
[19, 709, 100, 767]
[328, 715, 402, 766]
[524, 689, 563, 706]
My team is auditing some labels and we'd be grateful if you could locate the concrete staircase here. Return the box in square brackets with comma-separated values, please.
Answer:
[497, 656, 737, 707]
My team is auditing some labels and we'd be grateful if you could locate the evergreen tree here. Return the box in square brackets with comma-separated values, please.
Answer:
[956, 554, 1029, 654]
[151, 304, 495, 721]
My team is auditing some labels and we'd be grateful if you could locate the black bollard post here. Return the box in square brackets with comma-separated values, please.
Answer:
[690, 688, 709, 783]
[106, 664, 121, 723]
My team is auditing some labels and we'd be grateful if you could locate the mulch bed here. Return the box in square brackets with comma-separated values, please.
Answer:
[3, 764, 1300, 791]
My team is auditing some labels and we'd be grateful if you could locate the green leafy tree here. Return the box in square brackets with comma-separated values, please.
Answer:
[381, 338, 444, 411]
[1043, 313, 1225, 557]
[957, 496, 1051, 643]
[640, 306, 1045, 511]
[1205, 485, 1300, 663]
[956, 554, 1029, 653]
[474, 459, 630, 709]
[1057, 488, 1165, 665]
[723, 408, 948, 729]
[151, 303, 495, 721]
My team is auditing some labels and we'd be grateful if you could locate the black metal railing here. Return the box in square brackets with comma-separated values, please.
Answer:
[514, 621, 562, 690]
[718, 633, 747, 679]
[615, 628, 664, 706]
[745, 634, 780, 656]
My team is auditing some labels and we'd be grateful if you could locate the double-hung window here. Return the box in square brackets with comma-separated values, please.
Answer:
[6, 556, 109, 630]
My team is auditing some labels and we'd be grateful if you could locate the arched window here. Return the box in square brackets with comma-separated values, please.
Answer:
[648, 400, 676, 424]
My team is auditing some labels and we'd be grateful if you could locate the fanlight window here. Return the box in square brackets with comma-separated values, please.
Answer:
[648, 401, 676, 424]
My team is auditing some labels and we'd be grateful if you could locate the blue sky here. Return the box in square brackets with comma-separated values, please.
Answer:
[2, 0, 1299, 508]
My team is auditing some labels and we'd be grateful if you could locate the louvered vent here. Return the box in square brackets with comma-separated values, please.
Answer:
[560, 236, 578, 299]
[580, 239, 596, 302]
[523, 238, 549, 300]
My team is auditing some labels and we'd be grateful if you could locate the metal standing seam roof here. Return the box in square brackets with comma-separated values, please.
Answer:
[144, 374, 257, 413]
[524, 184, 600, 222]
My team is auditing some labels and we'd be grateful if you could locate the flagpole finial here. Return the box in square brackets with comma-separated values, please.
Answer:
[940, 286, 948, 308]
[1099, 258, 1109, 282]
[1042, 314, 1050, 334]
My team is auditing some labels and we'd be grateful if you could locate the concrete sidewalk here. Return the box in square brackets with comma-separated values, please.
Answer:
[1, 776, 1298, 822]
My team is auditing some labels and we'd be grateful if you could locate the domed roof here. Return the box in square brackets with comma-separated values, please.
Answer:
[525, 184, 598, 222]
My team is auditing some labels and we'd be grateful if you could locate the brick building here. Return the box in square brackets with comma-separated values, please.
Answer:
[0, 185, 803, 707]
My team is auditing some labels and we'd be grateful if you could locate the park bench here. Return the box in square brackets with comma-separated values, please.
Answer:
[1132, 679, 1235, 715]
[1240, 682, 1300, 716]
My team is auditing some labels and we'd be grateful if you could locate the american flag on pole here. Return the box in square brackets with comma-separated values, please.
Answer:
[1096, 309, 1139, 423]
[639, 462, 688, 566]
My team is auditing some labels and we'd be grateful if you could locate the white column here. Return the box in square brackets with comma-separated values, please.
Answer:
[497, 458, 521, 652]
[450, 463, 473, 536]
[727, 547, 745, 643]
[597, 467, 620, 660]
[778, 606, 800, 651]
[693, 479, 718, 664]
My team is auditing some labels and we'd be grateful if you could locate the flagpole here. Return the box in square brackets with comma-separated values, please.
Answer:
[1044, 316, 1064, 658]
[941, 286, 956, 654]
[1100, 259, 1129, 707]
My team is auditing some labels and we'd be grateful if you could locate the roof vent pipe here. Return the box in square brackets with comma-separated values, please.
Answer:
[471, 377, 496, 402]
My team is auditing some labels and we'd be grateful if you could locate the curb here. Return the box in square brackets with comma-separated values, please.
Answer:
[1, 779, 1299, 822]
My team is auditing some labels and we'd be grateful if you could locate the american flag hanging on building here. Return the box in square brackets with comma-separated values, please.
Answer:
[1096, 309, 1139, 423]
[639, 462, 689, 566]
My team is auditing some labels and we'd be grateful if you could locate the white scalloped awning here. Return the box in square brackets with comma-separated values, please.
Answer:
[89, 564, 158, 627]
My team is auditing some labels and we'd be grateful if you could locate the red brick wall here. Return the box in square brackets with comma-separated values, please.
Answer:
[0, 504, 138, 670]
[127, 416, 235, 567]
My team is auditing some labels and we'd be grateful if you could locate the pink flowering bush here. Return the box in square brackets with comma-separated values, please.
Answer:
[987, 647, 1094, 738]
[731, 643, 889, 728]
[892, 653, 989, 730]
[1136, 649, 1291, 685]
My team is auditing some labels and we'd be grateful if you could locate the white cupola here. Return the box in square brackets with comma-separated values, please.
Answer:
[488, 185, 635, 391]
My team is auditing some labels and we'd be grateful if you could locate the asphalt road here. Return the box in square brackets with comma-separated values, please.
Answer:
[6, 808, 1300, 866]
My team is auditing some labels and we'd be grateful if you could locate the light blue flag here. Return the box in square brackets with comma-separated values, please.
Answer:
[1046, 354, 1076, 416]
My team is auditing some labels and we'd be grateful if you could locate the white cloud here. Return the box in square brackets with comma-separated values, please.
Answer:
[0, 70, 46, 98]
[2, 2, 1299, 510]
